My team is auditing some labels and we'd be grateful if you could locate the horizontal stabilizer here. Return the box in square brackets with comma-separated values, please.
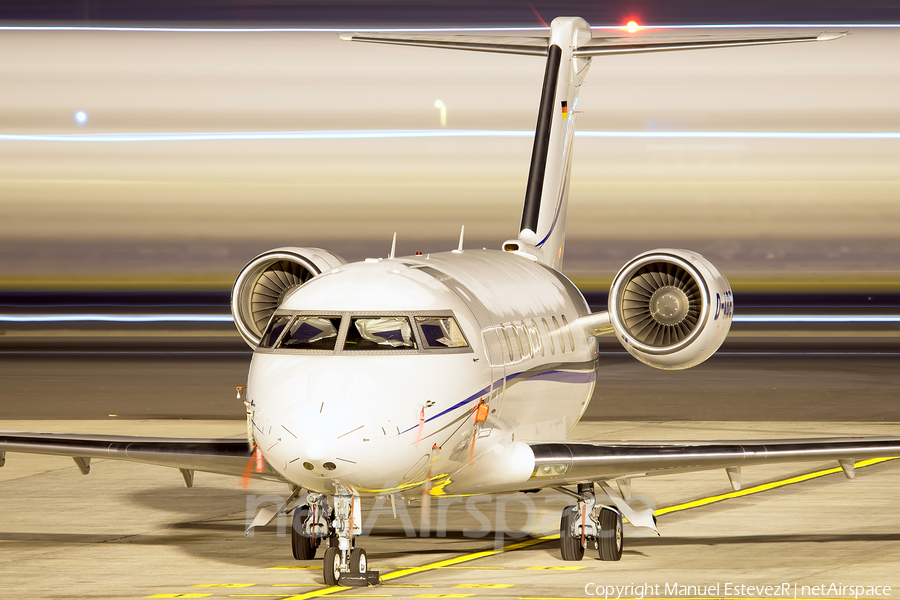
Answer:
[340, 31, 847, 58]
[574, 32, 846, 57]
[338, 33, 548, 56]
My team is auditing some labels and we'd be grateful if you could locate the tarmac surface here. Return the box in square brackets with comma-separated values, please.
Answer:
[1, 295, 898, 597]
[1, 419, 899, 599]
[0, 352, 898, 422]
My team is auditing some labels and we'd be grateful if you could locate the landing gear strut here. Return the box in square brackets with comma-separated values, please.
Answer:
[559, 483, 623, 562]
[295, 490, 377, 586]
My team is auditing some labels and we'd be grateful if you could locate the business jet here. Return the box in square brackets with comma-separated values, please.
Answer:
[2, 16, 897, 587]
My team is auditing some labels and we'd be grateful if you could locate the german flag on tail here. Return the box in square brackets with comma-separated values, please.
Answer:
[561, 100, 568, 119]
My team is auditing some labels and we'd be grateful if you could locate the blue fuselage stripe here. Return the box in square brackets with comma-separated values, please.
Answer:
[400, 366, 594, 434]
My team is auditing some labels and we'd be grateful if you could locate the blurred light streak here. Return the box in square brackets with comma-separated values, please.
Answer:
[0, 25, 547, 32]
[0, 25, 898, 32]
[1, 314, 898, 323]
[0, 314, 233, 323]
[1, 130, 899, 143]
[735, 316, 900, 323]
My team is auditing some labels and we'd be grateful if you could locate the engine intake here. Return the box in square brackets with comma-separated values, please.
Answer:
[231, 247, 346, 347]
[609, 249, 732, 370]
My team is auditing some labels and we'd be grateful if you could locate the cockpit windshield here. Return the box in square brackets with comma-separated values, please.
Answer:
[257, 312, 469, 354]
[279, 316, 341, 350]
[345, 316, 417, 350]
[415, 316, 468, 348]
[259, 314, 292, 348]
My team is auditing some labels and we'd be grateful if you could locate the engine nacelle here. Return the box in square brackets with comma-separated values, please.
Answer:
[608, 249, 733, 370]
[231, 247, 346, 347]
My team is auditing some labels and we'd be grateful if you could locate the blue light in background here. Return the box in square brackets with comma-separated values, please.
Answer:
[0, 314, 897, 324]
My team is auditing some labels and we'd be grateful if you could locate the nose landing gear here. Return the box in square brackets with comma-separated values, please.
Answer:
[294, 491, 378, 586]
[291, 503, 324, 560]
[559, 483, 623, 562]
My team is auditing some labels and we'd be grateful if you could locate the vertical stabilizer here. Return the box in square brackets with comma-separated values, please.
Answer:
[513, 17, 593, 270]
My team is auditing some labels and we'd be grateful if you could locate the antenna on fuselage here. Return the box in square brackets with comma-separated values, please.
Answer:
[388, 232, 397, 259]
[452, 225, 465, 254]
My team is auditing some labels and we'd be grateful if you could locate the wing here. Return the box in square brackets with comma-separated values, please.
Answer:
[436, 435, 900, 499]
[339, 31, 846, 57]
[0, 431, 285, 484]
[528, 436, 900, 486]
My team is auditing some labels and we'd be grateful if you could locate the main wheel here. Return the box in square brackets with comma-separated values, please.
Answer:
[598, 507, 623, 561]
[559, 505, 585, 561]
[291, 505, 318, 560]
[323, 547, 341, 586]
[349, 547, 367, 574]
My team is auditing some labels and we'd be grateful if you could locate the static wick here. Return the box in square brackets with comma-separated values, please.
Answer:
[388, 232, 397, 259]
[454, 225, 465, 253]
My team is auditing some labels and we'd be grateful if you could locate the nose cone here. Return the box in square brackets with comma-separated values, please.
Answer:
[248, 350, 487, 494]
[260, 397, 373, 488]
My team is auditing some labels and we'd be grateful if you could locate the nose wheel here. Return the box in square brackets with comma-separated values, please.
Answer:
[350, 548, 367, 574]
[291, 505, 321, 560]
[323, 547, 341, 586]
[299, 491, 378, 586]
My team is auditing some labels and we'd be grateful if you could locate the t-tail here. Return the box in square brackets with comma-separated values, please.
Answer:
[341, 19, 845, 270]
[509, 17, 591, 269]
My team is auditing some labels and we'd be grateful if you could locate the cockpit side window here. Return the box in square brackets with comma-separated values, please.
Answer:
[415, 316, 469, 349]
[259, 314, 292, 348]
[344, 316, 418, 350]
[278, 316, 342, 351]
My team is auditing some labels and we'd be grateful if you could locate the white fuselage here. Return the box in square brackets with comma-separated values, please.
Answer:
[247, 249, 599, 497]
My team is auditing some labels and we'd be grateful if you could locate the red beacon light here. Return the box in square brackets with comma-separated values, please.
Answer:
[626, 20, 639, 33]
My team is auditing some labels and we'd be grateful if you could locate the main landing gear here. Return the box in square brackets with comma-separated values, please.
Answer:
[292, 490, 377, 586]
[559, 483, 623, 562]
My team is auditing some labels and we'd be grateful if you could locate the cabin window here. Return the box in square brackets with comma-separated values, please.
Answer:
[259, 314, 292, 348]
[542, 317, 555, 355]
[415, 316, 468, 349]
[530, 319, 544, 357]
[278, 316, 341, 351]
[505, 324, 522, 362]
[552, 316, 565, 353]
[561, 314, 576, 352]
[517, 321, 532, 359]
[344, 316, 417, 350]
[501, 326, 514, 362]
[512, 324, 525, 358]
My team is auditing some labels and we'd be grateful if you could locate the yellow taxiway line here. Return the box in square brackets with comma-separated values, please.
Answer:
[175, 456, 899, 600]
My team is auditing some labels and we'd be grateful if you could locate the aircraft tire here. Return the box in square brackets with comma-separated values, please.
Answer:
[323, 547, 341, 586]
[349, 547, 367, 574]
[559, 505, 585, 561]
[598, 508, 623, 561]
[291, 505, 318, 560]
